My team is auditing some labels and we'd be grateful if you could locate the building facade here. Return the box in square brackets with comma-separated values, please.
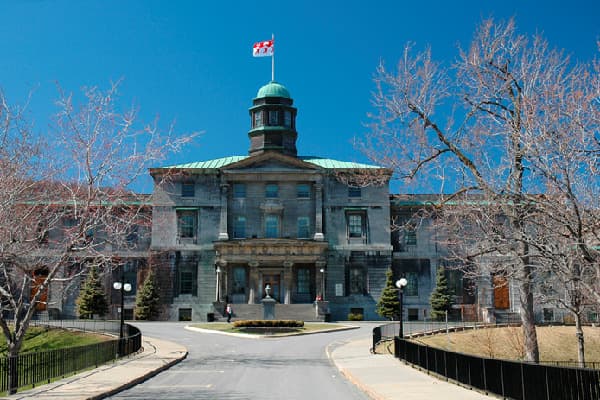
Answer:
[148, 81, 393, 321]
[38, 81, 595, 324]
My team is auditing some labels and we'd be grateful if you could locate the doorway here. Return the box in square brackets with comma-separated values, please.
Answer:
[493, 275, 510, 309]
[262, 274, 281, 302]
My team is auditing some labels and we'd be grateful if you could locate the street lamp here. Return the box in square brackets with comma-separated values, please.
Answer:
[113, 280, 132, 356]
[395, 278, 408, 338]
[319, 268, 326, 300]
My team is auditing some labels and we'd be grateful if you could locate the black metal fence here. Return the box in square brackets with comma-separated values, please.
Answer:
[372, 321, 486, 351]
[394, 337, 600, 400]
[0, 322, 142, 394]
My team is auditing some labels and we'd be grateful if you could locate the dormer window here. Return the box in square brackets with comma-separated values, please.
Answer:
[284, 110, 292, 127]
[253, 111, 263, 128]
[269, 110, 279, 126]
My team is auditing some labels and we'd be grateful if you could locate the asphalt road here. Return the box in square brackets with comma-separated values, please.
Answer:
[107, 322, 375, 400]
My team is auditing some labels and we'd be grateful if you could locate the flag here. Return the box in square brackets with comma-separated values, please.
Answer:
[253, 39, 274, 57]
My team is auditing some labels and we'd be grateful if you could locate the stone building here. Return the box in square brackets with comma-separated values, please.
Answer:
[36, 80, 596, 325]
[148, 81, 393, 321]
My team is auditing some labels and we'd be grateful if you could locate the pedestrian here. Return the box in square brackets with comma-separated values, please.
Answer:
[226, 303, 232, 323]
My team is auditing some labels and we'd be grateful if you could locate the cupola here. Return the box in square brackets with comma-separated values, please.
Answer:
[248, 81, 298, 156]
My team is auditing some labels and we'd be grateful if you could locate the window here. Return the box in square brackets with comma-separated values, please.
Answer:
[404, 272, 419, 296]
[269, 110, 279, 125]
[297, 268, 310, 294]
[284, 110, 292, 127]
[297, 217, 309, 239]
[347, 212, 366, 239]
[233, 267, 246, 295]
[180, 271, 194, 294]
[233, 183, 246, 198]
[177, 210, 197, 239]
[181, 182, 195, 197]
[408, 308, 420, 321]
[348, 187, 361, 198]
[123, 261, 138, 296]
[265, 215, 279, 238]
[234, 216, 246, 239]
[265, 184, 278, 198]
[348, 266, 365, 295]
[253, 111, 263, 128]
[296, 184, 310, 198]
[126, 226, 138, 246]
[404, 226, 417, 245]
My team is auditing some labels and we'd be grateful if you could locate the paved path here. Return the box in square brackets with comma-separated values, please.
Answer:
[10, 325, 492, 400]
[329, 337, 490, 400]
[9, 336, 187, 400]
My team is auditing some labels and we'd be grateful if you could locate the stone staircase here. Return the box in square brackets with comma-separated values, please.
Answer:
[212, 302, 327, 322]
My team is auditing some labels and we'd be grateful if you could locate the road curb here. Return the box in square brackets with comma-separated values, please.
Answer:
[185, 324, 359, 339]
[326, 339, 383, 400]
[87, 339, 188, 400]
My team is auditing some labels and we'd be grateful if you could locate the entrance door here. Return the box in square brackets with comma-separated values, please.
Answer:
[31, 270, 48, 311]
[263, 274, 281, 302]
[493, 275, 510, 309]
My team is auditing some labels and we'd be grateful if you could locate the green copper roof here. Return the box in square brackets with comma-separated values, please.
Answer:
[256, 81, 291, 99]
[162, 156, 248, 169]
[160, 155, 382, 170]
[298, 156, 381, 169]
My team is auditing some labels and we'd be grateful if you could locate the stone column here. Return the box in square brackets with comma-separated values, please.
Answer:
[313, 183, 324, 241]
[283, 261, 293, 304]
[218, 184, 229, 241]
[248, 261, 259, 304]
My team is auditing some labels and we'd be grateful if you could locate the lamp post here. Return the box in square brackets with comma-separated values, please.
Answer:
[395, 278, 408, 338]
[113, 278, 132, 356]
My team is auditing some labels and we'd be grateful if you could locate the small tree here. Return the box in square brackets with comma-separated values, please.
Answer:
[76, 265, 109, 319]
[135, 269, 160, 320]
[376, 268, 400, 320]
[430, 265, 453, 321]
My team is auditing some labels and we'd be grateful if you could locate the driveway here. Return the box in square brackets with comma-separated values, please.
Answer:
[107, 322, 375, 400]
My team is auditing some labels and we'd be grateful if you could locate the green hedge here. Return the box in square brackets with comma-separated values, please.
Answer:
[232, 320, 304, 328]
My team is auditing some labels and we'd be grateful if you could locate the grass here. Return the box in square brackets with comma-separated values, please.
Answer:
[409, 326, 600, 363]
[190, 322, 348, 335]
[0, 326, 110, 355]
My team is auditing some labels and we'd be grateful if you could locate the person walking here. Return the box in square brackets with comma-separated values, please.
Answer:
[226, 304, 233, 323]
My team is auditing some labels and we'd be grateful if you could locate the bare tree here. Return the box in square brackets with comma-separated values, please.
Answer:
[0, 82, 195, 392]
[364, 18, 599, 362]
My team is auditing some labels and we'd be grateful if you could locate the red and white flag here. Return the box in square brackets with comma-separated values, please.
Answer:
[253, 39, 274, 57]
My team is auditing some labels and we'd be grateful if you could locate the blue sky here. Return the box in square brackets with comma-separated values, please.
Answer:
[1, 0, 599, 192]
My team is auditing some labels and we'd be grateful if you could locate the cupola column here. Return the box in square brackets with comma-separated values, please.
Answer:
[313, 183, 324, 241]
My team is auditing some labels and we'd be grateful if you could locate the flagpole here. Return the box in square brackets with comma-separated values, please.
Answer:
[271, 33, 275, 81]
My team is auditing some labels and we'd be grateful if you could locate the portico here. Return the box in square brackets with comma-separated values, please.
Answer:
[214, 239, 328, 304]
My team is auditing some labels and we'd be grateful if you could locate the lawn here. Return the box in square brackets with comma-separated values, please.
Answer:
[410, 326, 600, 363]
[190, 322, 349, 336]
[0, 326, 111, 355]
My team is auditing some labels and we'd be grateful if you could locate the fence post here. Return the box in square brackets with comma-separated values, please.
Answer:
[8, 355, 17, 395]
[482, 358, 487, 394]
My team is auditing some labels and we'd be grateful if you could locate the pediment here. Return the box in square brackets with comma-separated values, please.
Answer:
[222, 152, 320, 172]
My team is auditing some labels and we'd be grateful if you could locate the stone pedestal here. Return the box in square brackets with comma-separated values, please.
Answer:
[262, 296, 276, 320]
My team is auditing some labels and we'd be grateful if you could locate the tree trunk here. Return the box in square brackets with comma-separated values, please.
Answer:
[574, 311, 586, 367]
[519, 264, 540, 363]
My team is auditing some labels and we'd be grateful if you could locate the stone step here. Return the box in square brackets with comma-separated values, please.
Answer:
[212, 303, 327, 322]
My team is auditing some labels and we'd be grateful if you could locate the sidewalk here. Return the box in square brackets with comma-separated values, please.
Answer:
[9, 337, 188, 400]
[10, 332, 492, 400]
[328, 337, 492, 400]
